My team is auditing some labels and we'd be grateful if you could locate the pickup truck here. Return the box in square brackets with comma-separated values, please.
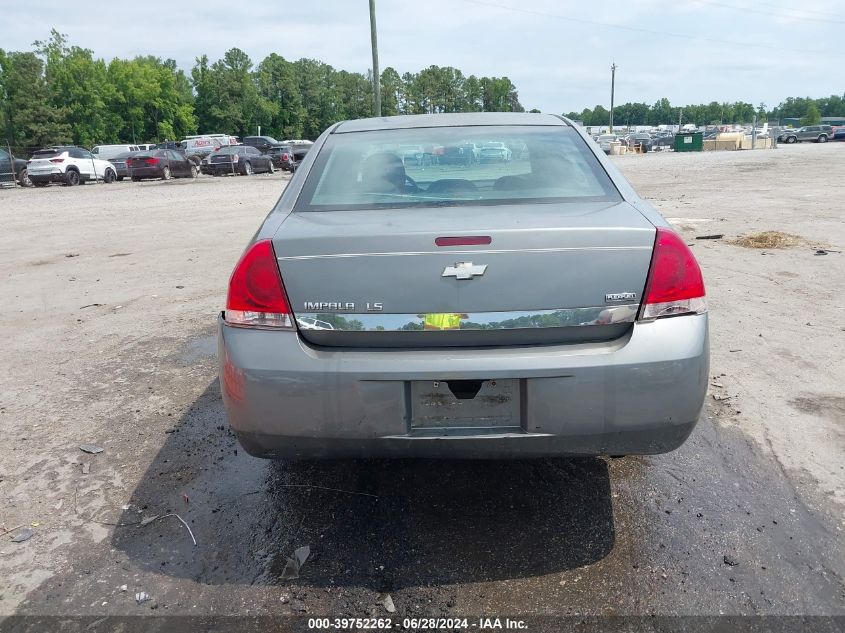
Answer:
[243, 136, 307, 172]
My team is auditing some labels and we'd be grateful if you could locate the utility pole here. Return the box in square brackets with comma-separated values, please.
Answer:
[369, 0, 382, 117]
[609, 62, 616, 133]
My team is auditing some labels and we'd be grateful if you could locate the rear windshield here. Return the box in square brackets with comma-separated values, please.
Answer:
[295, 126, 619, 211]
[32, 149, 62, 159]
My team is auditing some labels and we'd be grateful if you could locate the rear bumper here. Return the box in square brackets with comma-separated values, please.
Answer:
[129, 167, 162, 179]
[219, 313, 709, 459]
[209, 163, 238, 175]
[28, 170, 65, 183]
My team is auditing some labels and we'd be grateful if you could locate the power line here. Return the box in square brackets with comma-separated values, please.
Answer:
[731, 0, 838, 19]
[459, 0, 838, 56]
[693, 0, 845, 25]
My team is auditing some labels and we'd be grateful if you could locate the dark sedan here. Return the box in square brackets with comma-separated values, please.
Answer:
[207, 145, 274, 176]
[626, 133, 654, 152]
[110, 150, 142, 181]
[127, 149, 198, 181]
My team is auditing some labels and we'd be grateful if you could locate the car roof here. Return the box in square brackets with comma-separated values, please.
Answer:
[333, 112, 569, 133]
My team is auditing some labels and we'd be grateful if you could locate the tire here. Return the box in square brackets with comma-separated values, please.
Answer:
[162, 166, 171, 181]
[243, 161, 253, 176]
[818, 135, 828, 143]
[786, 136, 797, 144]
[117, 176, 124, 182]
[267, 161, 275, 174]
[65, 169, 80, 186]
[103, 169, 115, 184]
[18, 168, 32, 187]
[191, 164, 198, 178]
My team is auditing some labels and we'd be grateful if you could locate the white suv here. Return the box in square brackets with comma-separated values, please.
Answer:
[27, 146, 118, 187]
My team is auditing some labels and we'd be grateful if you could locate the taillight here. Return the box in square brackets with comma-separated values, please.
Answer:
[49, 158, 64, 164]
[282, 153, 290, 161]
[639, 227, 706, 321]
[145, 158, 159, 165]
[225, 239, 294, 329]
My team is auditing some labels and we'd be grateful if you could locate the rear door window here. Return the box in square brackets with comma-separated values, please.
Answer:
[296, 125, 619, 212]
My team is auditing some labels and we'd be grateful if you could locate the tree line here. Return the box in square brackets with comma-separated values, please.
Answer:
[0, 30, 523, 152]
[566, 95, 845, 128]
[2, 30, 842, 153]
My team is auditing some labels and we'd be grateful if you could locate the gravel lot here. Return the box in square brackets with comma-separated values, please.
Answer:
[0, 145, 843, 625]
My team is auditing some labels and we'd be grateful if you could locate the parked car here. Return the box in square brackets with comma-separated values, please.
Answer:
[833, 127, 845, 141]
[109, 150, 142, 181]
[243, 136, 297, 170]
[440, 142, 480, 165]
[136, 144, 156, 151]
[91, 144, 139, 160]
[207, 145, 275, 176]
[480, 141, 513, 161]
[287, 142, 313, 164]
[0, 148, 31, 186]
[625, 133, 654, 152]
[218, 112, 709, 460]
[777, 125, 833, 143]
[27, 146, 118, 186]
[652, 133, 675, 149]
[153, 141, 184, 151]
[127, 149, 198, 181]
[596, 134, 619, 153]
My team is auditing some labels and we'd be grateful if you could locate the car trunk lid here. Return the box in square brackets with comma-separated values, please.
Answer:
[275, 201, 655, 347]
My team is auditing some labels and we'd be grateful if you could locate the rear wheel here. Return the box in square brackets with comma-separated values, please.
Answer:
[18, 168, 32, 187]
[267, 161, 275, 174]
[242, 161, 253, 176]
[818, 135, 828, 143]
[786, 136, 797, 144]
[65, 169, 80, 186]
[191, 164, 199, 178]
[162, 166, 171, 180]
[103, 169, 115, 184]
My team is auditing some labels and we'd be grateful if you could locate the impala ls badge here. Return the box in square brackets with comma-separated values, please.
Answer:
[605, 292, 637, 302]
[442, 262, 487, 280]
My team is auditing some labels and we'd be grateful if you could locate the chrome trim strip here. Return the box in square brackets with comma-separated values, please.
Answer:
[295, 305, 638, 332]
[279, 245, 651, 261]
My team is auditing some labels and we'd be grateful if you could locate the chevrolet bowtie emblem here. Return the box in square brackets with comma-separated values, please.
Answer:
[442, 262, 487, 280]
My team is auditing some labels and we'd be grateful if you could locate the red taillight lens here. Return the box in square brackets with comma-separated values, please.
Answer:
[49, 158, 64, 163]
[639, 227, 706, 320]
[282, 153, 290, 161]
[145, 157, 159, 165]
[225, 239, 294, 329]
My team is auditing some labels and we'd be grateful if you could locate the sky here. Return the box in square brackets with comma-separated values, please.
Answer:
[2, 0, 842, 113]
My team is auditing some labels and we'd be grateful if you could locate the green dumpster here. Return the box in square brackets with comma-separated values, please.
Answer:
[674, 132, 703, 152]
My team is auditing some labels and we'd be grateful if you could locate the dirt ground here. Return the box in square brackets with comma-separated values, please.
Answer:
[0, 145, 842, 627]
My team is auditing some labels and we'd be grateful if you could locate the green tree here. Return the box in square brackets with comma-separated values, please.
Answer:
[256, 53, 305, 138]
[802, 102, 821, 126]
[0, 49, 72, 150]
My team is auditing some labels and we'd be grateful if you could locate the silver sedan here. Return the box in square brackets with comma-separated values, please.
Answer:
[219, 112, 709, 459]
